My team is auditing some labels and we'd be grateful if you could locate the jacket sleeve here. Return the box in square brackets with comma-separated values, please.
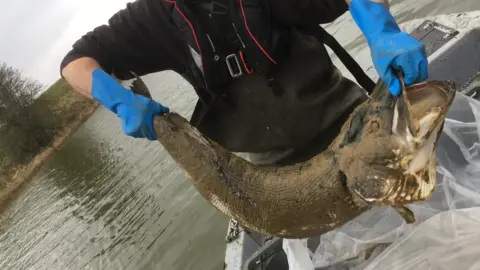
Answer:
[266, 0, 349, 26]
[60, 0, 189, 80]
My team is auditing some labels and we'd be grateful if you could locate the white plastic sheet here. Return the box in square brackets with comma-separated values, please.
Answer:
[284, 91, 480, 269]
[283, 239, 315, 270]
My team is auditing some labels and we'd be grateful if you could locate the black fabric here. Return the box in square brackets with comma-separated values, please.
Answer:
[248, 95, 366, 167]
[265, 0, 349, 27]
[300, 26, 376, 94]
[194, 29, 367, 153]
[173, 0, 277, 91]
[188, 0, 241, 85]
[174, 0, 288, 127]
[59, 0, 349, 79]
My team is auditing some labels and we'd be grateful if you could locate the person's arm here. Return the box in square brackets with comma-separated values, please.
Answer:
[59, 0, 185, 140]
[267, 0, 427, 96]
[61, 55, 169, 141]
[347, 0, 428, 95]
[61, 57, 100, 98]
[60, 0, 188, 98]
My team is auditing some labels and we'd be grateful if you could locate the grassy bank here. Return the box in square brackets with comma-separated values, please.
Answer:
[0, 78, 99, 206]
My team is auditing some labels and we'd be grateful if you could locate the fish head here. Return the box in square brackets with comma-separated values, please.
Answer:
[337, 79, 455, 210]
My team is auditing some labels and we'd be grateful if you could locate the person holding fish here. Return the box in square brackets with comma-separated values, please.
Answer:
[60, 0, 428, 166]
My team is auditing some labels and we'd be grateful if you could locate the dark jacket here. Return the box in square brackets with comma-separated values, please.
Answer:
[59, 0, 349, 79]
[60, 0, 367, 163]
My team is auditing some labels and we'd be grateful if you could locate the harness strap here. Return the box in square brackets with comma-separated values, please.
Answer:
[227, 0, 275, 72]
[301, 26, 376, 94]
[172, 0, 375, 102]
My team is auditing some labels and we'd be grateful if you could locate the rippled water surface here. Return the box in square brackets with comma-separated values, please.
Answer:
[0, 72, 229, 270]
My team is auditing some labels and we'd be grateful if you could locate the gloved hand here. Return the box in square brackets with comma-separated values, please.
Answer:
[91, 68, 169, 140]
[349, 0, 428, 96]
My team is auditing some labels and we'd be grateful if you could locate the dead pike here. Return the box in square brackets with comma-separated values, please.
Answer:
[151, 79, 455, 238]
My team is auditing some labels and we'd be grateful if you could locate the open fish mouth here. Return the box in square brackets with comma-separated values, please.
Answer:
[384, 81, 456, 205]
[339, 79, 456, 220]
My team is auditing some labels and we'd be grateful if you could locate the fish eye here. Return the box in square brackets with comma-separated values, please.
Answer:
[368, 119, 380, 132]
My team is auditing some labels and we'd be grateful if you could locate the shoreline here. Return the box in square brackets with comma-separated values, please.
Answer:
[0, 103, 99, 209]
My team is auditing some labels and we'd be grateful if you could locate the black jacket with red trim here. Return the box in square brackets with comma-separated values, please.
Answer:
[59, 0, 349, 80]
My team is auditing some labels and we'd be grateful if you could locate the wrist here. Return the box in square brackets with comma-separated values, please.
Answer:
[349, 0, 400, 44]
[91, 68, 134, 114]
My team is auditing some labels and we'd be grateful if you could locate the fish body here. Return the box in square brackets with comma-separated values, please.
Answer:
[151, 79, 455, 238]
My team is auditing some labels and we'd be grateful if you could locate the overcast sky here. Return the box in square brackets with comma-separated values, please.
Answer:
[0, 0, 134, 88]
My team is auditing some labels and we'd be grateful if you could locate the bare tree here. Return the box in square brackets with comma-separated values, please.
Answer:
[0, 63, 57, 164]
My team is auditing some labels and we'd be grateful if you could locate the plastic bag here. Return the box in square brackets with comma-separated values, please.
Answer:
[283, 239, 315, 270]
[284, 91, 480, 269]
[360, 207, 480, 270]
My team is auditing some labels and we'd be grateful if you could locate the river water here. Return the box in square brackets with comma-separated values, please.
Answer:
[1, 1, 480, 269]
[0, 72, 229, 270]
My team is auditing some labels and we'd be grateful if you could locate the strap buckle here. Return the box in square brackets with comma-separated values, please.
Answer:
[225, 53, 243, 78]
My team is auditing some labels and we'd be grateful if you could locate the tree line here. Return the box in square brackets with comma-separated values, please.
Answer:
[0, 63, 59, 168]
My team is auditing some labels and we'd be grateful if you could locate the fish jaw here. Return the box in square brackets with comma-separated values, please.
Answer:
[338, 80, 455, 210]
[374, 117, 442, 206]
[381, 81, 455, 205]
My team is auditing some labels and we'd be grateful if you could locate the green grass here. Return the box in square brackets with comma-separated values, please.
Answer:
[35, 78, 74, 107]
[34, 78, 97, 126]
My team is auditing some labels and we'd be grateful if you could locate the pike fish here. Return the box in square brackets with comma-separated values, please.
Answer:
[144, 78, 455, 239]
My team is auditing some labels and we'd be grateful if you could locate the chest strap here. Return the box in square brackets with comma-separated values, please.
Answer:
[300, 26, 376, 94]
[171, 0, 375, 103]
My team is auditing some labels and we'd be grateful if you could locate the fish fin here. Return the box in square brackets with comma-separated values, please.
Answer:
[393, 205, 416, 224]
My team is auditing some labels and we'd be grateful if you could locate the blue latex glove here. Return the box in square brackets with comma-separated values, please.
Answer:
[91, 68, 169, 140]
[349, 0, 428, 96]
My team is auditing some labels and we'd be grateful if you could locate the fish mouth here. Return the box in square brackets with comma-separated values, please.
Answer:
[348, 80, 456, 210]
[384, 80, 455, 205]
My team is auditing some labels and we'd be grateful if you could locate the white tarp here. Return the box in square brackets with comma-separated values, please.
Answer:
[284, 90, 480, 269]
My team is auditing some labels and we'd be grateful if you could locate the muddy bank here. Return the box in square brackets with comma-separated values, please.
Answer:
[0, 102, 98, 208]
